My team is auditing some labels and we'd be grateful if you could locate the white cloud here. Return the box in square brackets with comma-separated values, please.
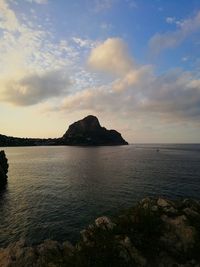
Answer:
[182, 56, 189, 62]
[0, 0, 20, 31]
[112, 65, 153, 92]
[88, 38, 133, 75]
[25, 0, 48, 4]
[51, 37, 200, 126]
[72, 37, 96, 49]
[92, 0, 115, 12]
[166, 17, 176, 24]
[150, 11, 200, 54]
[0, 0, 79, 106]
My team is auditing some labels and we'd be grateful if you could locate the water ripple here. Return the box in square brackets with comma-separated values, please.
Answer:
[0, 144, 200, 246]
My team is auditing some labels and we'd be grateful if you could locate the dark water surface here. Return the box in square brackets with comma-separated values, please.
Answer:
[0, 144, 200, 246]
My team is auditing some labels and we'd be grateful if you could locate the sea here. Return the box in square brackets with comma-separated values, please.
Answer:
[0, 144, 199, 247]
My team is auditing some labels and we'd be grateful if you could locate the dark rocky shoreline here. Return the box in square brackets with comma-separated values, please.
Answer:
[0, 197, 200, 267]
[0, 151, 9, 187]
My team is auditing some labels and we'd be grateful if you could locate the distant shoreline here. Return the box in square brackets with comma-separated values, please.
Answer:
[0, 115, 128, 147]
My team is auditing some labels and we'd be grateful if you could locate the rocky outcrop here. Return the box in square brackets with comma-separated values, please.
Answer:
[62, 115, 128, 146]
[0, 150, 8, 187]
[0, 115, 128, 147]
[0, 198, 200, 266]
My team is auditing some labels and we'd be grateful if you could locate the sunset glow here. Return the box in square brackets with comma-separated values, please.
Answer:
[1, 0, 200, 142]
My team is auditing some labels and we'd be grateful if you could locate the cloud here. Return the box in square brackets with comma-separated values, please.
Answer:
[88, 38, 133, 75]
[100, 23, 113, 31]
[139, 70, 200, 120]
[1, 1, 200, 142]
[72, 37, 96, 49]
[41, 37, 200, 125]
[0, 0, 51, 73]
[92, 0, 115, 12]
[56, 60, 200, 125]
[0, 0, 20, 31]
[25, 0, 48, 4]
[112, 65, 153, 92]
[126, 0, 138, 9]
[166, 17, 176, 24]
[0, 0, 82, 106]
[150, 11, 200, 54]
[0, 70, 71, 106]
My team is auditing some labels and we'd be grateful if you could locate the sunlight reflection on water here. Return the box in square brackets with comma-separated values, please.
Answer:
[0, 144, 200, 246]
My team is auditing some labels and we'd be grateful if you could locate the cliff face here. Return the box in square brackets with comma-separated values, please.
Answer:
[0, 197, 200, 267]
[0, 150, 9, 187]
[62, 115, 128, 146]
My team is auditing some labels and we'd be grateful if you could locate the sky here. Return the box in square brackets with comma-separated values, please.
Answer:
[0, 0, 200, 143]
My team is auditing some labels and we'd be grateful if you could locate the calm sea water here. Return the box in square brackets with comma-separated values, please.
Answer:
[0, 144, 200, 247]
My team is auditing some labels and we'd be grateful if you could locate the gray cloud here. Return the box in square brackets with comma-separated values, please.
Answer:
[55, 36, 200, 126]
[149, 11, 200, 54]
[58, 68, 200, 124]
[1, 69, 71, 106]
[138, 70, 200, 120]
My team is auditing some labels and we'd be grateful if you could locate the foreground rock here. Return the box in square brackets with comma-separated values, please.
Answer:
[0, 198, 200, 266]
[62, 115, 128, 146]
[0, 150, 8, 187]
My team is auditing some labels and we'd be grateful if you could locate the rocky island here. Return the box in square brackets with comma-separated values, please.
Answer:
[0, 115, 128, 147]
[0, 197, 200, 266]
[62, 115, 128, 146]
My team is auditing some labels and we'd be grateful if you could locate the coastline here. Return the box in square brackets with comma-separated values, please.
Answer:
[0, 197, 200, 267]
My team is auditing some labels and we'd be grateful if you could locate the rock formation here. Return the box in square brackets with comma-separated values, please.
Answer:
[62, 115, 128, 146]
[0, 150, 9, 187]
[0, 197, 200, 266]
[0, 115, 128, 147]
